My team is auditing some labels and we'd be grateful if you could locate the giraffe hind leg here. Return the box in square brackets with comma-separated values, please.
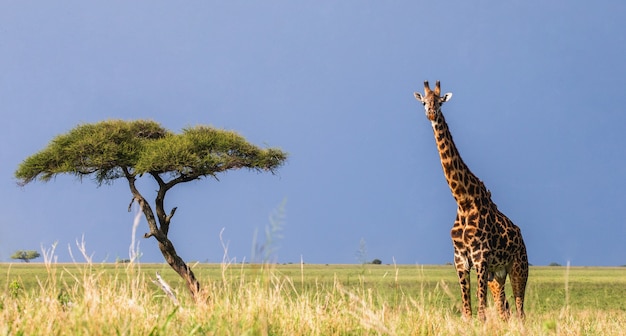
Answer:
[488, 273, 510, 320]
[510, 257, 528, 319]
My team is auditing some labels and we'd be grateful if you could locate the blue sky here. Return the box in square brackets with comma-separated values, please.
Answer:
[2, 2, 625, 266]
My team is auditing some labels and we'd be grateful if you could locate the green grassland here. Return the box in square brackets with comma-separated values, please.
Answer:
[1, 262, 626, 335]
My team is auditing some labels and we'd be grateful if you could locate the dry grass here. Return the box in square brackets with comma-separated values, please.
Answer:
[2, 260, 626, 335]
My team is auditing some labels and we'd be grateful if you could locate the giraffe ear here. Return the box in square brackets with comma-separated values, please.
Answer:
[442, 93, 453, 102]
[414, 92, 424, 101]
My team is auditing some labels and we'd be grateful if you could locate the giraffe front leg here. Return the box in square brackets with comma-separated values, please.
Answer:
[451, 215, 473, 319]
[454, 253, 472, 319]
[475, 262, 489, 321]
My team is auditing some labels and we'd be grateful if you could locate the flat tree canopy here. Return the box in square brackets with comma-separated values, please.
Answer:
[15, 119, 287, 298]
[11, 250, 41, 263]
[16, 119, 286, 185]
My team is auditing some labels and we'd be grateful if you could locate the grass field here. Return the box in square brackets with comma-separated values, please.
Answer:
[1, 261, 626, 335]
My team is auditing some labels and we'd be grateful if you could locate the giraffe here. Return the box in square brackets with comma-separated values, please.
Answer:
[414, 81, 528, 320]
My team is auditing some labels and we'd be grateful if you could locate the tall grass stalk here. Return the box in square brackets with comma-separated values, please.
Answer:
[251, 199, 287, 264]
[565, 260, 571, 308]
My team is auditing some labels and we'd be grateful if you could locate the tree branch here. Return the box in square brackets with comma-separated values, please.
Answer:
[150, 172, 170, 236]
[152, 272, 179, 305]
[123, 166, 161, 240]
[163, 207, 178, 236]
[168, 207, 177, 220]
[151, 171, 166, 188]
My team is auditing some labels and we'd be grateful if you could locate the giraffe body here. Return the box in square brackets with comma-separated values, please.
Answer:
[414, 81, 528, 320]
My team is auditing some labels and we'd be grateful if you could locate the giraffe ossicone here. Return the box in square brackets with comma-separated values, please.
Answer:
[415, 80, 529, 321]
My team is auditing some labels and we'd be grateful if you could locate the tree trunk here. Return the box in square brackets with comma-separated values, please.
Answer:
[156, 235, 201, 298]
[140, 207, 201, 300]
[125, 171, 201, 300]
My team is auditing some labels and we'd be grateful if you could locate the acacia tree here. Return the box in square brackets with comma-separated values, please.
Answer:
[11, 250, 41, 262]
[15, 120, 287, 299]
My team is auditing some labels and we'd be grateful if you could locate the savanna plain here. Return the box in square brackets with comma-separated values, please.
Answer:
[1, 260, 625, 335]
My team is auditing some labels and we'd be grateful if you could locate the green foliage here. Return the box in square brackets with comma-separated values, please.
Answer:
[57, 289, 71, 309]
[15, 120, 167, 185]
[10, 250, 41, 262]
[371, 259, 382, 265]
[15, 120, 287, 186]
[148, 307, 179, 336]
[136, 125, 286, 176]
[8, 280, 22, 298]
[543, 319, 557, 332]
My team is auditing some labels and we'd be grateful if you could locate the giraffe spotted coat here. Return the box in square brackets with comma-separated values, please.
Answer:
[414, 81, 529, 320]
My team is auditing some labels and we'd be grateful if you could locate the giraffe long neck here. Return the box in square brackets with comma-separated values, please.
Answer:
[431, 113, 485, 205]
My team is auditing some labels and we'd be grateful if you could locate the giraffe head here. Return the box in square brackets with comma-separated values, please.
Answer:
[414, 80, 453, 121]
